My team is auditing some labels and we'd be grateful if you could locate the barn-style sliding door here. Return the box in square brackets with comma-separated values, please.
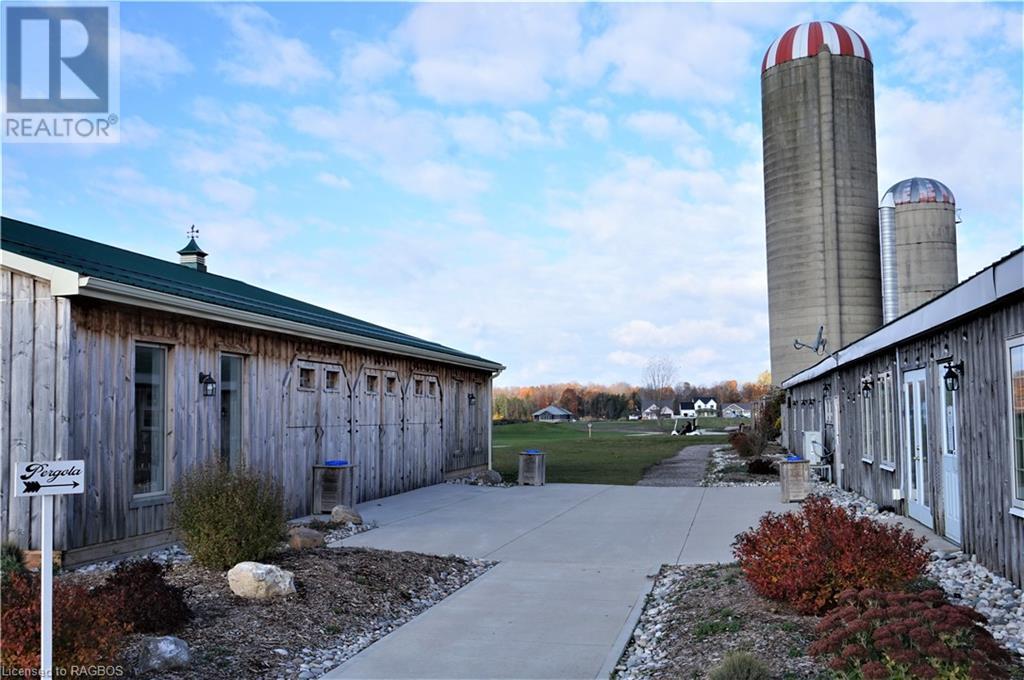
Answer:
[353, 367, 403, 502]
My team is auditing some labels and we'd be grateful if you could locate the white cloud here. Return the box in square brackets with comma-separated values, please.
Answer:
[624, 111, 711, 166]
[201, 176, 257, 213]
[551, 107, 609, 141]
[215, 5, 331, 90]
[395, 3, 583, 104]
[119, 116, 161, 148]
[612, 319, 757, 348]
[607, 351, 647, 368]
[575, 4, 759, 102]
[121, 29, 192, 85]
[316, 172, 352, 190]
[341, 42, 403, 86]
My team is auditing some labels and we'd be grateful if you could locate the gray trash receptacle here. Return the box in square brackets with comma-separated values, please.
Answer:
[518, 450, 546, 486]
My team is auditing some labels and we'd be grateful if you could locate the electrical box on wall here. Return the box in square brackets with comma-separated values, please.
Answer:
[892, 488, 903, 501]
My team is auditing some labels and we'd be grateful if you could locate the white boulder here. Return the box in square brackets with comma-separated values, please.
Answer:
[227, 561, 296, 599]
[330, 504, 363, 525]
[136, 636, 190, 673]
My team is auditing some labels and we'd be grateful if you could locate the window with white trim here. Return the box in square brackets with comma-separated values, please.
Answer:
[860, 383, 874, 463]
[877, 371, 896, 468]
[1009, 337, 1024, 508]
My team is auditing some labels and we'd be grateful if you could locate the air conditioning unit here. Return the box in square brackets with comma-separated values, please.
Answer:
[803, 430, 822, 464]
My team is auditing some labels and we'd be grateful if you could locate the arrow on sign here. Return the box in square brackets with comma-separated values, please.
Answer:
[22, 480, 80, 494]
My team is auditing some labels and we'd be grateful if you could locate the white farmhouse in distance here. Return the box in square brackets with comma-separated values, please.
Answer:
[722, 402, 754, 419]
[694, 396, 718, 417]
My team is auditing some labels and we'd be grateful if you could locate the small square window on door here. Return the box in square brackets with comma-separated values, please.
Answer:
[415, 378, 424, 396]
[386, 376, 397, 394]
[325, 369, 341, 392]
[299, 367, 316, 390]
[366, 374, 378, 393]
[428, 380, 436, 397]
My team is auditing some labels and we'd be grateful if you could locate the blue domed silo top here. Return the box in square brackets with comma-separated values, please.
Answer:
[881, 178, 955, 208]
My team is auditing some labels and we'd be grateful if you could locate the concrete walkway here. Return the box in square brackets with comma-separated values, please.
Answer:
[325, 483, 788, 679]
[635, 444, 715, 487]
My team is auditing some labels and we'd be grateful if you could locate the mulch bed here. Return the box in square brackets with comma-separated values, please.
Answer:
[615, 563, 827, 680]
[67, 547, 488, 679]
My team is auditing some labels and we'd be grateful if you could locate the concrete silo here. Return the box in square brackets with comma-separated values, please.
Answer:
[761, 21, 883, 383]
[879, 177, 958, 321]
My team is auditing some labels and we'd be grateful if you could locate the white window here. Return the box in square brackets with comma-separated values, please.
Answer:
[860, 379, 874, 463]
[325, 369, 341, 392]
[299, 367, 316, 390]
[877, 371, 896, 469]
[1008, 337, 1024, 511]
[134, 344, 167, 497]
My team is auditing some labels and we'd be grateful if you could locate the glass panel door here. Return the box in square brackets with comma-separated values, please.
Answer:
[939, 366, 961, 543]
[902, 368, 932, 528]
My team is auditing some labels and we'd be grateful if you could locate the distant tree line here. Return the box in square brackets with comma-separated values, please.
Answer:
[493, 368, 773, 421]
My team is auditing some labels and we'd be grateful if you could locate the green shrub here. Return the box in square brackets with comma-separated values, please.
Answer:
[171, 464, 286, 569]
[95, 559, 190, 633]
[0, 573, 125, 672]
[708, 652, 771, 680]
[0, 542, 24, 584]
[808, 588, 1012, 679]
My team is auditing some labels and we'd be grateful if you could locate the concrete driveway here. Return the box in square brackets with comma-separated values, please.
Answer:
[325, 483, 788, 680]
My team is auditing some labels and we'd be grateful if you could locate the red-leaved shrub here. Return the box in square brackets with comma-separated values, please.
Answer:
[728, 431, 753, 457]
[732, 496, 928, 614]
[95, 559, 191, 634]
[0, 573, 125, 672]
[808, 588, 1012, 679]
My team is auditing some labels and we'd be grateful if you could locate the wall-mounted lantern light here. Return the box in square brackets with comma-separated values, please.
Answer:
[861, 376, 874, 398]
[199, 372, 217, 397]
[468, 393, 477, 407]
[943, 361, 964, 392]
[822, 382, 831, 397]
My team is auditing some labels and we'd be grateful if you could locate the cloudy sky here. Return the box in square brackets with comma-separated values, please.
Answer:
[4, 2, 1022, 386]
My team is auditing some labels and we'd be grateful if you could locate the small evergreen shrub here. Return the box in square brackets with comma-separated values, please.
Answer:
[95, 559, 190, 633]
[708, 652, 771, 680]
[733, 496, 928, 614]
[0, 573, 125, 672]
[171, 464, 286, 569]
[808, 588, 1012, 679]
[0, 542, 25, 584]
[745, 458, 777, 475]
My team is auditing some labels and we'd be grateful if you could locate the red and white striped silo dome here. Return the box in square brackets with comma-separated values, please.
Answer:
[762, 21, 872, 73]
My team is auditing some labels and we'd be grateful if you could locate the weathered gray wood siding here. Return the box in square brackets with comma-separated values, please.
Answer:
[50, 298, 492, 553]
[0, 269, 72, 549]
[784, 294, 1024, 586]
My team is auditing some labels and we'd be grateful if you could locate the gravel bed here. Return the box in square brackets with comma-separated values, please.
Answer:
[817, 482, 1024, 659]
[614, 563, 825, 680]
[70, 544, 192, 575]
[111, 546, 494, 679]
[699, 447, 780, 488]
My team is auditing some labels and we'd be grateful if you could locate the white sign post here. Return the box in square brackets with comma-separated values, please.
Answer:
[14, 460, 85, 676]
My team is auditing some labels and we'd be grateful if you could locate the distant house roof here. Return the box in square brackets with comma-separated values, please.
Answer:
[533, 405, 573, 417]
[1, 217, 504, 373]
[695, 396, 716, 403]
[679, 401, 695, 410]
[643, 404, 661, 412]
[724, 402, 754, 412]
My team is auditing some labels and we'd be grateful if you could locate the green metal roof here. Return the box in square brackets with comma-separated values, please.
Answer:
[2, 216, 502, 370]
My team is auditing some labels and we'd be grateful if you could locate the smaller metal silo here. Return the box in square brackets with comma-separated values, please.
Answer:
[879, 178, 958, 321]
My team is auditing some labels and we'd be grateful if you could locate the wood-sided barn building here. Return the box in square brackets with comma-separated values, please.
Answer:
[1, 218, 504, 564]
[782, 247, 1024, 586]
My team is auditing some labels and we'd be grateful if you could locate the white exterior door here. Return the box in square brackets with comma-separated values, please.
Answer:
[938, 368, 961, 544]
[902, 368, 933, 528]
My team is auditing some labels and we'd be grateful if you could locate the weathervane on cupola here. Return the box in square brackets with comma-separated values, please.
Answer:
[177, 225, 209, 272]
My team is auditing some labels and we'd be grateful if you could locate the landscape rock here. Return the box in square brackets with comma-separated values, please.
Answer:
[136, 636, 190, 673]
[480, 469, 503, 484]
[288, 526, 325, 550]
[331, 505, 363, 525]
[227, 561, 296, 599]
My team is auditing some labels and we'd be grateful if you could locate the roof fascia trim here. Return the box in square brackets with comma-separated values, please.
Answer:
[77, 277, 505, 374]
[0, 251, 81, 295]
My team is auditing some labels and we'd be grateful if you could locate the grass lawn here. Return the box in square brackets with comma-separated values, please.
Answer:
[491, 420, 728, 485]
